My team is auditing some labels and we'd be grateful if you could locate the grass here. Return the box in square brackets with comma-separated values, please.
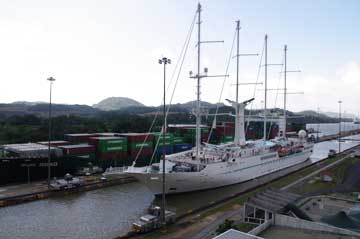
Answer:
[236, 222, 257, 232]
[291, 157, 360, 194]
[331, 157, 358, 183]
[295, 180, 336, 195]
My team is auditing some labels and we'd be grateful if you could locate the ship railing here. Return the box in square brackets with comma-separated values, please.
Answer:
[104, 166, 128, 174]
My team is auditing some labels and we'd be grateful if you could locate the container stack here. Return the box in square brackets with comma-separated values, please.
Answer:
[215, 122, 235, 143]
[153, 132, 174, 156]
[89, 137, 127, 159]
[173, 136, 192, 153]
[59, 144, 95, 156]
[88, 136, 128, 168]
[181, 128, 211, 143]
[3, 143, 63, 158]
[37, 140, 71, 147]
[64, 133, 96, 144]
[168, 125, 210, 145]
[95, 132, 118, 137]
[118, 133, 154, 166]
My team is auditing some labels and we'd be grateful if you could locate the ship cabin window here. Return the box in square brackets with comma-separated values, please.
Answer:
[169, 187, 177, 191]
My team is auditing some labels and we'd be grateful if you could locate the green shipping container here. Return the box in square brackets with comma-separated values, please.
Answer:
[184, 128, 209, 135]
[153, 133, 174, 147]
[173, 137, 184, 144]
[221, 135, 234, 143]
[98, 138, 127, 153]
[129, 141, 153, 150]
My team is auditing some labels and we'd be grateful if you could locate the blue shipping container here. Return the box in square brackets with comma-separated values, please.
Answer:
[174, 143, 192, 153]
[155, 146, 174, 155]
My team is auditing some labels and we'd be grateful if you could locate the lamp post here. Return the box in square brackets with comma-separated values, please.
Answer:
[47, 77, 55, 188]
[158, 57, 170, 225]
[338, 100, 342, 153]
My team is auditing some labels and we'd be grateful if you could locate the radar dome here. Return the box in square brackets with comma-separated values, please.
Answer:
[298, 130, 307, 138]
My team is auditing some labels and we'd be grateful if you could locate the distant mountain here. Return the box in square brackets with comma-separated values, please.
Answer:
[93, 97, 144, 111]
[174, 101, 224, 111]
[322, 111, 356, 119]
[0, 102, 99, 118]
[12, 101, 46, 106]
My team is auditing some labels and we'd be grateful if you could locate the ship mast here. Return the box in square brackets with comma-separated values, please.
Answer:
[195, 3, 201, 166]
[283, 45, 287, 138]
[191, 3, 224, 165]
[234, 20, 240, 145]
[232, 21, 258, 146]
[263, 35, 268, 142]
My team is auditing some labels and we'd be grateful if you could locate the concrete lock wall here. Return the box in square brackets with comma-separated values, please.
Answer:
[248, 219, 273, 236]
[274, 214, 360, 237]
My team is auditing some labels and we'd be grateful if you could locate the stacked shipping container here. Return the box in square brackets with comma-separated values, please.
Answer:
[153, 132, 174, 155]
[88, 136, 128, 167]
[117, 133, 154, 166]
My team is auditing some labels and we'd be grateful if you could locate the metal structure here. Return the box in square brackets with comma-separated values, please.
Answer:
[158, 57, 171, 225]
[243, 189, 300, 225]
[338, 100, 342, 153]
[47, 76, 55, 187]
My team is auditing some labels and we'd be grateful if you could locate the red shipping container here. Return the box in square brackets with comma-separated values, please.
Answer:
[215, 126, 233, 136]
[64, 133, 97, 143]
[128, 148, 153, 158]
[59, 144, 95, 155]
[201, 133, 210, 142]
[97, 151, 128, 161]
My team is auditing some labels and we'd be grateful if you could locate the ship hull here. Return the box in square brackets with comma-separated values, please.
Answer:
[126, 149, 312, 195]
[0, 155, 95, 185]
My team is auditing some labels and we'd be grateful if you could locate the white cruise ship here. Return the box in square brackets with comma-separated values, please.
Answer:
[115, 3, 314, 195]
[125, 116, 313, 195]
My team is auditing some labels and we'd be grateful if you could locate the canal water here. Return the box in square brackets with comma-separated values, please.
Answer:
[1, 123, 360, 239]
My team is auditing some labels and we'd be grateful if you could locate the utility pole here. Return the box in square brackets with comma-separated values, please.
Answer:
[158, 57, 171, 225]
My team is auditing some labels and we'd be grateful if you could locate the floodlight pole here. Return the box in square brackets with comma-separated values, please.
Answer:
[47, 77, 55, 188]
[338, 100, 342, 153]
[159, 57, 170, 225]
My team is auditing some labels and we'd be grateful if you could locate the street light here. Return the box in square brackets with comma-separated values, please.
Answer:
[47, 77, 55, 187]
[338, 100, 342, 153]
[158, 57, 170, 225]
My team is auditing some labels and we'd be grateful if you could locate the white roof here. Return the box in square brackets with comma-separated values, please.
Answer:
[213, 229, 264, 239]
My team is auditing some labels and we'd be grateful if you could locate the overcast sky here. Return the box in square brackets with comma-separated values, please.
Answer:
[0, 0, 359, 113]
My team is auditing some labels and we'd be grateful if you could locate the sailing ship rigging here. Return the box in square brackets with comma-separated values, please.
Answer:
[108, 3, 314, 195]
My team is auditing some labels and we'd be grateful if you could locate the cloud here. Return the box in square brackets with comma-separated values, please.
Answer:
[290, 62, 360, 113]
